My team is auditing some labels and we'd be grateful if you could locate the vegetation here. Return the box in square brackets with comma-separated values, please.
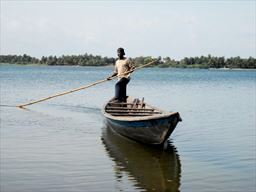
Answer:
[0, 54, 255, 69]
[0, 54, 115, 66]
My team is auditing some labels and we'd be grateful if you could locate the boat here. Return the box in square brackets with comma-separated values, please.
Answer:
[101, 126, 181, 191]
[102, 96, 182, 145]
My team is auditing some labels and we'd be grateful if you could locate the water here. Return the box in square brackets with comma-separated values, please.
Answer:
[0, 64, 255, 192]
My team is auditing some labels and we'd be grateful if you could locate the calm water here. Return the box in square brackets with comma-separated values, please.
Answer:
[0, 64, 255, 192]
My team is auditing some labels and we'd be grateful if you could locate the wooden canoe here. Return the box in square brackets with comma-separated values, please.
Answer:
[102, 96, 182, 145]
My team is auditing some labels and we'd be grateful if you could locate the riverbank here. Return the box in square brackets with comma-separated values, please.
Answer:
[1, 54, 255, 69]
[2, 63, 256, 70]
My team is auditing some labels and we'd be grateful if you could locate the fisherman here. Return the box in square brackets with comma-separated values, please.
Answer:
[107, 48, 135, 102]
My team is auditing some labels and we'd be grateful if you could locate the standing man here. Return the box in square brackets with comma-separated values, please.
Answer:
[107, 48, 134, 102]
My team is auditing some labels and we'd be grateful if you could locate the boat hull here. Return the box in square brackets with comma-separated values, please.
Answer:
[104, 112, 181, 145]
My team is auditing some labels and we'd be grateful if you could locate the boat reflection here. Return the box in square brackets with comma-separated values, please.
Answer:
[101, 126, 181, 192]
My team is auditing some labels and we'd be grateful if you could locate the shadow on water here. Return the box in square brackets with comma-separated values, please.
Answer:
[101, 126, 182, 192]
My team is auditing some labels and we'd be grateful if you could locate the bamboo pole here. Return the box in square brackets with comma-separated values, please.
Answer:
[16, 59, 159, 108]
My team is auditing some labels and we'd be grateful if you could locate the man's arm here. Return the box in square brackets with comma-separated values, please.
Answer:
[106, 61, 118, 80]
[107, 72, 118, 80]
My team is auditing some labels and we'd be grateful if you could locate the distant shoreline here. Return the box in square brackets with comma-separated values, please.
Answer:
[209, 68, 256, 71]
[1, 63, 256, 71]
[1, 54, 255, 69]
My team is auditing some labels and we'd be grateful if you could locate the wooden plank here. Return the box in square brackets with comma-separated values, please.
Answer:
[106, 109, 161, 113]
[140, 97, 144, 109]
[105, 107, 154, 111]
[105, 107, 155, 111]
[110, 113, 154, 116]
[106, 108, 154, 111]
[106, 110, 161, 114]
[107, 101, 148, 109]
[132, 100, 139, 109]
[107, 105, 156, 111]
[108, 102, 134, 105]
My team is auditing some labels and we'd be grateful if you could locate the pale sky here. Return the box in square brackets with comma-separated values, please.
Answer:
[1, 0, 255, 59]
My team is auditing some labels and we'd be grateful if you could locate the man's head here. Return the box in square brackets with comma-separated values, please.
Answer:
[117, 47, 125, 59]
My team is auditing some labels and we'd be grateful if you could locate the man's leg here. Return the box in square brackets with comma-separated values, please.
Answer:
[115, 81, 121, 101]
[115, 78, 129, 102]
[121, 78, 130, 102]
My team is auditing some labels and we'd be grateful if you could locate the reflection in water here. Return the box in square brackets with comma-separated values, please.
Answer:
[101, 126, 181, 192]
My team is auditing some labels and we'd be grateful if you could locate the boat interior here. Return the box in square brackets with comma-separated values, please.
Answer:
[105, 97, 163, 116]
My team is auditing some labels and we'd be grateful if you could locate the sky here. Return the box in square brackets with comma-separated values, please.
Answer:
[1, 0, 255, 60]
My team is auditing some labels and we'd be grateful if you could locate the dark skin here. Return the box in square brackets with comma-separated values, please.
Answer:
[107, 49, 126, 80]
[117, 49, 125, 60]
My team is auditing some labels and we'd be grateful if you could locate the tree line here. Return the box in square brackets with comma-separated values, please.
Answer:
[0, 54, 255, 69]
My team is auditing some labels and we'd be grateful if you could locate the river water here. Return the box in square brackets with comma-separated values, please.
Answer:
[0, 64, 255, 192]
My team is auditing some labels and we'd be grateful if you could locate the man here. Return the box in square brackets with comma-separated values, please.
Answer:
[107, 48, 134, 102]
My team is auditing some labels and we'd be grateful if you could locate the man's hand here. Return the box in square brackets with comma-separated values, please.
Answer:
[107, 74, 117, 80]
[107, 73, 117, 80]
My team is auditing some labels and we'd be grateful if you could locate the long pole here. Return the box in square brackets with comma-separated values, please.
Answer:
[16, 59, 158, 108]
